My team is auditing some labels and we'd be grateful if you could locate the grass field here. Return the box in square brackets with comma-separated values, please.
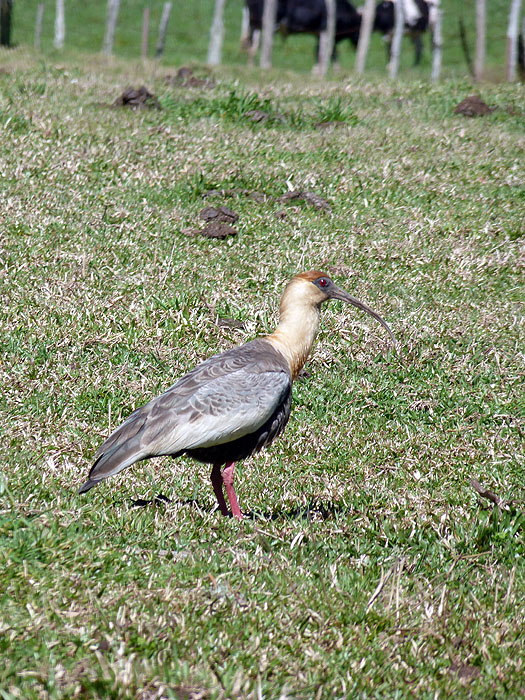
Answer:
[1, 10, 525, 700]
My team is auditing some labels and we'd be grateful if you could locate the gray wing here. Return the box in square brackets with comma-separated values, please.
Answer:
[79, 339, 291, 492]
[139, 367, 291, 452]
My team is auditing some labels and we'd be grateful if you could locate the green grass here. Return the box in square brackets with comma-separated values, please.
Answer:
[1, 40, 524, 700]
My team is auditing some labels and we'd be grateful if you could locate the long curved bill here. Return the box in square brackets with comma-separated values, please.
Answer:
[330, 284, 397, 348]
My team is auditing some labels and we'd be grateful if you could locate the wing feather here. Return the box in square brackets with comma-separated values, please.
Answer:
[79, 339, 291, 492]
[142, 369, 290, 453]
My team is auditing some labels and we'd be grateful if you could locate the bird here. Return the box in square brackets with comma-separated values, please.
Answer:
[79, 271, 396, 519]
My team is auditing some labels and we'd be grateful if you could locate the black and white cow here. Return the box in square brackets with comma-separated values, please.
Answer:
[283, 0, 362, 67]
[243, 0, 362, 68]
[244, 0, 288, 38]
[374, 0, 439, 65]
[242, 0, 288, 63]
[284, 0, 361, 44]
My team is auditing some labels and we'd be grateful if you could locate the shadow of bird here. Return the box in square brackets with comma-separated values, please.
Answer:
[130, 493, 352, 522]
[79, 271, 396, 519]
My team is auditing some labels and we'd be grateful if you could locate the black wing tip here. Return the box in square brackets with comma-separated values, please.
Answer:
[78, 479, 98, 495]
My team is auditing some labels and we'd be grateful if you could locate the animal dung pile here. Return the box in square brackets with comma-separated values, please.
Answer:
[200, 222, 238, 239]
[198, 206, 238, 239]
[183, 222, 238, 240]
[279, 190, 332, 212]
[199, 187, 331, 219]
[454, 95, 495, 117]
[112, 86, 161, 110]
[183, 205, 239, 240]
[199, 206, 239, 224]
[182, 187, 331, 240]
[165, 66, 215, 89]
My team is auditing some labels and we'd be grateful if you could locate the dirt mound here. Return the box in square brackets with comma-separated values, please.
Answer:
[199, 206, 239, 224]
[279, 190, 331, 212]
[198, 221, 238, 239]
[113, 86, 161, 110]
[165, 67, 215, 89]
[454, 95, 495, 117]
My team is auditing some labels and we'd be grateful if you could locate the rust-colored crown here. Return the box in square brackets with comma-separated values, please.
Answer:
[294, 270, 331, 282]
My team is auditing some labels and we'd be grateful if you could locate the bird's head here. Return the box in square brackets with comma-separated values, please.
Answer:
[285, 270, 397, 347]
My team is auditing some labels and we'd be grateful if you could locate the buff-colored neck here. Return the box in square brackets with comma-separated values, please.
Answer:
[265, 280, 322, 380]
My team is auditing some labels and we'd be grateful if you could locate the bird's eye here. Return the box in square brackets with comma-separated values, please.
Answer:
[318, 278, 329, 288]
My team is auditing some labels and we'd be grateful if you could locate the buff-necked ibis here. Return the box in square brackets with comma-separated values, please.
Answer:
[79, 271, 396, 518]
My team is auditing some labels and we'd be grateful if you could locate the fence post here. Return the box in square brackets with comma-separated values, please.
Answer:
[240, 4, 249, 46]
[318, 0, 336, 76]
[156, 1, 172, 58]
[54, 0, 65, 49]
[506, 0, 523, 81]
[141, 6, 150, 58]
[431, 6, 442, 82]
[474, 0, 486, 81]
[102, 0, 120, 55]
[260, 0, 277, 69]
[355, 0, 375, 74]
[35, 3, 45, 50]
[207, 0, 226, 66]
[388, 0, 404, 79]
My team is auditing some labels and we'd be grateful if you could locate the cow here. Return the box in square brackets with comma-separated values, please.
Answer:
[282, 0, 362, 69]
[374, 0, 439, 65]
[243, 0, 362, 70]
[243, 0, 288, 64]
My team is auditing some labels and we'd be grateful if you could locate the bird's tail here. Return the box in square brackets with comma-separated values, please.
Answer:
[78, 427, 147, 495]
[78, 478, 99, 494]
[78, 393, 174, 495]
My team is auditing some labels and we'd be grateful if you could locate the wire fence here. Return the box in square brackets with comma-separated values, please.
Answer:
[2, 0, 523, 82]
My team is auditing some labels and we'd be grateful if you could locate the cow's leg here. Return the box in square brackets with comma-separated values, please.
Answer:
[386, 34, 393, 62]
[312, 36, 321, 74]
[332, 41, 340, 72]
[248, 28, 261, 65]
[413, 33, 423, 65]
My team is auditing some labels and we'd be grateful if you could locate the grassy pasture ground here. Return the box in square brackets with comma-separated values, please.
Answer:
[1, 38, 525, 700]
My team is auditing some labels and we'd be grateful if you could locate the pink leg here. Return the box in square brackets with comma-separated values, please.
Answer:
[210, 464, 229, 516]
[222, 462, 243, 520]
